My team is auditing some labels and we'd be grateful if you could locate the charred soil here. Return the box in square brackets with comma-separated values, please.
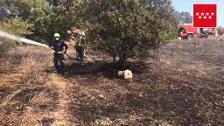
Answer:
[0, 40, 224, 126]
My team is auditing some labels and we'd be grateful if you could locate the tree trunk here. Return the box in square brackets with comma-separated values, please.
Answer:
[112, 56, 116, 63]
[118, 45, 127, 69]
[118, 54, 126, 69]
[118, 58, 125, 69]
[102, 53, 105, 62]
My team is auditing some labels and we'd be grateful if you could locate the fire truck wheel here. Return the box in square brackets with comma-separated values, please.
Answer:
[187, 34, 194, 40]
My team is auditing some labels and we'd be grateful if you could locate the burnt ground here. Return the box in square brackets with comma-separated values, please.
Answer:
[0, 39, 224, 126]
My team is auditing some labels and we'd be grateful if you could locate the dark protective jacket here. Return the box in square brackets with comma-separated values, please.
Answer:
[50, 40, 68, 53]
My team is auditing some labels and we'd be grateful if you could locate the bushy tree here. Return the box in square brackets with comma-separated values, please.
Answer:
[77, 0, 177, 67]
[1, 0, 50, 40]
[2, 0, 78, 42]
[129, 0, 177, 40]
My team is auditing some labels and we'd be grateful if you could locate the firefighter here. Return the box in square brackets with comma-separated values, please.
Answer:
[199, 28, 209, 39]
[75, 31, 87, 61]
[49, 33, 68, 73]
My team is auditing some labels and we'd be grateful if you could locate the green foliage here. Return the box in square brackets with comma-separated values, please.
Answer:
[175, 11, 192, 24]
[139, 0, 177, 40]
[6, 0, 49, 19]
[3, 0, 78, 42]
[217, 26, 224, 35]
[39, 6, 77, 42]
[2, 0, 48, 41]
[77, 0, 177, 67]
[0, 17, 33, 36]
[0, 17, 33, 54]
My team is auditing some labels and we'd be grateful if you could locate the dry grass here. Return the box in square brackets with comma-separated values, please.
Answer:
[0, 88, 26, 109]
[30, 91, 53, 107]
[0, 39, 16, 57]
[0, 47, 56, 126]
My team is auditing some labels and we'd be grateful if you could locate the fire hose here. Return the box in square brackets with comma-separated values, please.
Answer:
[0, 31, 74, 59]
[0, 31, 49, 48]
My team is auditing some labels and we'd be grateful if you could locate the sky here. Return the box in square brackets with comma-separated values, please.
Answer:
[172, 0, 224, 27]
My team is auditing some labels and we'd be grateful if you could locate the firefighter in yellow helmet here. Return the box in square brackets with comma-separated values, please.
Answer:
[49, 33, 68, 74]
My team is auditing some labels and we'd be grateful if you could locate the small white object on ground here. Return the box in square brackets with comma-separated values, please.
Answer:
[118, 71, 124, 77]
[118, 70, 133, 80]
[124, 70, 133, 80]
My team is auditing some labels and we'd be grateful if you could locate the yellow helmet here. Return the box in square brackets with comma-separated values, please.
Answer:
[67, 30, 72, 35]
[54, 33, 60, 38]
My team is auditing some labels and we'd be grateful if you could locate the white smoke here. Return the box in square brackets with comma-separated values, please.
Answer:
[0, 31, 49, 48]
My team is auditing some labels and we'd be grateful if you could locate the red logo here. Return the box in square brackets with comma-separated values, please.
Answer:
[193, 4, 217, 27]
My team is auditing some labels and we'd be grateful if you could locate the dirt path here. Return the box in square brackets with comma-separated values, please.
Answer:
[0, 47, 79, 126]
[42, 73, 77, 126]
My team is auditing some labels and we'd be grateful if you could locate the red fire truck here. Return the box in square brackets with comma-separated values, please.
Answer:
[178, 24, 216, 40]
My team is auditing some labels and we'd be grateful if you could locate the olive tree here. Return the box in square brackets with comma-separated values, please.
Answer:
[77, 0, 177, 68]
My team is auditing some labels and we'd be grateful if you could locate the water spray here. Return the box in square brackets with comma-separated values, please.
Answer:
[0, 31, 49, 48]
[0, 31, 75, 59]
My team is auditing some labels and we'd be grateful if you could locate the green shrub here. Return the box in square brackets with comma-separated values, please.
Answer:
[0, 17, 33, 55]
[0, 17, 33, 37]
